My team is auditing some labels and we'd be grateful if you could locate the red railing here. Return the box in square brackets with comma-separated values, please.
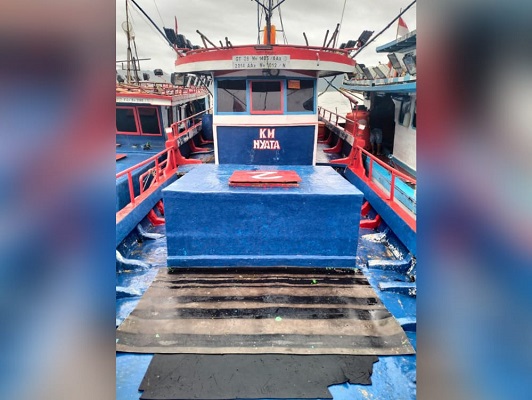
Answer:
[116, 83, 208, 97]
[182, 43, 354, 57]
[116, 108, 212, 216]
[116, 147, 176, 207]
[319, 107, 358, 136]
[318, 106, 416, 229]
[358, 146, 416, 201]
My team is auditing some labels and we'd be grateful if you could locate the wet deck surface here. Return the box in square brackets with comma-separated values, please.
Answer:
[117, 267, 413, 355]
[116, 220, 416, 399]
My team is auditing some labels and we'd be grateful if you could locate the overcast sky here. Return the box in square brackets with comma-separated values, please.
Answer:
[116, 0, 416, 72]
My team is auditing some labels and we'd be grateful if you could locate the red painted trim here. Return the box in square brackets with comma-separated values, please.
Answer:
[116, 106, 140, 135]
[147, 209, 165, 226]
[156, 200, 165, 216]
[117, 106, 163, 136]
[197, 134, 214, 145]
[323, 137, 343, 153]
[318, 131, 332, 145]
[176, 45, 355, 67]
[319, 106, 416, 232]
[137, 106, 163, 136]
[188, 138, 210, 153]
[361, 201, 371, 217]
[360, 214, 382, 229]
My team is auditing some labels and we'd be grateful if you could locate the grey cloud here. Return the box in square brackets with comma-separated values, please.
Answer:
[117, 0, 416, 72]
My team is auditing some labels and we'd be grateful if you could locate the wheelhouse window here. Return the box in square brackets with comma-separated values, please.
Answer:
[138, 107, 161, 135]
[250, 80, 282, 114]
[217, 80, 247, 113]
[116, 107, 138, 134]
[286, 80, 314, 112]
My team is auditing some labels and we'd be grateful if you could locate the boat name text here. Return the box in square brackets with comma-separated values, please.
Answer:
[253, 128, 281, 150]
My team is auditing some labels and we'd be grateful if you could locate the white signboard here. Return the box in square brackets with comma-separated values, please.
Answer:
[116, 97, 171, 106]
[232, 55, 290, 69]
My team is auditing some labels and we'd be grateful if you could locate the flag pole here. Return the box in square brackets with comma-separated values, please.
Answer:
[396, 8, 402, 39]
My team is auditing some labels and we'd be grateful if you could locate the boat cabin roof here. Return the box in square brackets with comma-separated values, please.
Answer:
[116, 83, 208, 107]
[376, 30, 417, 54]
[175, 44, 355, 77]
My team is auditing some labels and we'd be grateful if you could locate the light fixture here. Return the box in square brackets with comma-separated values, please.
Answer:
[402, 52, 416, 75]
[360, 65, 374, 80]
[372, 67, 387, 79]
[387, 53, 403, 74]
[356, 30, 374, 47]
[354, 64, 367, 79]
[170, 72, 185, 86]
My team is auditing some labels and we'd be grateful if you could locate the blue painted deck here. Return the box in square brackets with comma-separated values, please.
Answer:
[115, 221, 416, 399]
[163, 164, 363, 267]
[116, 150, 160, 174]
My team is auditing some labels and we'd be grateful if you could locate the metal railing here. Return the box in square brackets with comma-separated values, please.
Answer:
[116, 107, 212, 211]
[318, 106, 362, 137]
[358, 146, 416, 203]
[116, 83, 208, 97]
[116, 147, 175, 207]
[318, 106, 416, 205]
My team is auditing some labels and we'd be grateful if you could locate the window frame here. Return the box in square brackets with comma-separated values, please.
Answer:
[116, 105, 163, 136]
[215, 79, 248, 114]
[249, 79, 284, 115]
[116, 106, 140, 135]
[285, 78, 316, 114]
[137, 106, 162, 136]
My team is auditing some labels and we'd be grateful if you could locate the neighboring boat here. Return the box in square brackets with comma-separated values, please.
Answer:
[115, 80, 211, 246]
[321, 29, 417, 256]
[116, 2, 416, 399]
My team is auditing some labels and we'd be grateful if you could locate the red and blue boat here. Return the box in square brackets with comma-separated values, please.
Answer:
[116, 2, 416, 399]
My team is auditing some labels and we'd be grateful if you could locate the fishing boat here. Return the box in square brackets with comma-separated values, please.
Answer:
[116, 2, 416, 399]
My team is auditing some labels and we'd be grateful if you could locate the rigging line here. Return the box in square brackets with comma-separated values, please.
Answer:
[337, 0, 347, 46]
[317, 76, 339, 98]
[316, 0, 347, 95]
[152, 0, 165, 28]
[257, 1, 261, 43]
[129, 0, 175, 49]
[277, 1, 288, 44]
[352, 0, 416, 58]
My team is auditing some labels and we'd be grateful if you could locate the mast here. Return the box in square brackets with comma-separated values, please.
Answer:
[125, 0, 132, 83]
[266, 0, 272, 45]
[255, 0, 286, 45]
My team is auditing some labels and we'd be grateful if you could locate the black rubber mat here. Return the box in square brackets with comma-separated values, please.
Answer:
[117, 267, 414, 355]
[139, 353, 378, 399]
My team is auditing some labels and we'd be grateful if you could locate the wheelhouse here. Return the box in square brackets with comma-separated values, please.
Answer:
[175, 45, 355, 165]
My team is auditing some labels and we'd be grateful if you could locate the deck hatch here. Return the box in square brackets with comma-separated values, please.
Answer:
[228, 170, 301, 187]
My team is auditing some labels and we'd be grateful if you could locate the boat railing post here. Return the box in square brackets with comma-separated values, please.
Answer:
[154, 157, 160, 185]
[368, 157, 373, 181]
[127, 172, 135, 205]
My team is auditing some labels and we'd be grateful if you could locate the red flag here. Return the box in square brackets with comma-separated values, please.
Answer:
[397, 17, 409, 38]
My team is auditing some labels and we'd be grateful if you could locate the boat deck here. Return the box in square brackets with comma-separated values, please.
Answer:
[116, 217, 416, 399]
[115, 150, 161, 174]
